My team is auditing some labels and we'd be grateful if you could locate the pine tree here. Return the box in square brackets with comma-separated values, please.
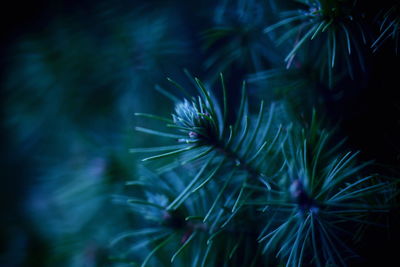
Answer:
[114, 0, 399, 266]
[124, 73, 395, 266]
[2, 0, 399, 266]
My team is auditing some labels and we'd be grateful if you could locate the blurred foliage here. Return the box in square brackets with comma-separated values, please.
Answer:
[1, 0, 399, 266]
[2, 1, 195, 266]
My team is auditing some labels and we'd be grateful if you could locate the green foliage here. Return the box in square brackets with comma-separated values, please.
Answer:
[202, 0, 280, 81]
[3, 1, 399, 266]
[372, 4, 399, 54]
[124, 75, 396, 266]
[264, 0, 368, 87]
[255, 113, 394, 266]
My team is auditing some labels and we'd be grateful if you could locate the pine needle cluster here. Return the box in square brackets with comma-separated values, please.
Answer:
[117, 74, 395, 266]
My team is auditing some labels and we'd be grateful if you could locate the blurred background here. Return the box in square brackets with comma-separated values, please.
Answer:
[1, 0, 399, 266]
[1, 1, 201, 266]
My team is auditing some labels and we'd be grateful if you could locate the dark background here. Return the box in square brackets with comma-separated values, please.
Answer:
[1, 0, 399, 266]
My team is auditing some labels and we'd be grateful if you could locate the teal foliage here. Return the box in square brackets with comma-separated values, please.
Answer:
[264, 0, 369, 87]
[129, 75, 396, 266]
[1, 0, 399, 266]
[371, 4, 400, 54]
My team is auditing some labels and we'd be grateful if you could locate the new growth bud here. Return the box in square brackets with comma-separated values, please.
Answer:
[172, 98, 218, 143]
[290, 179, 318, 214]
